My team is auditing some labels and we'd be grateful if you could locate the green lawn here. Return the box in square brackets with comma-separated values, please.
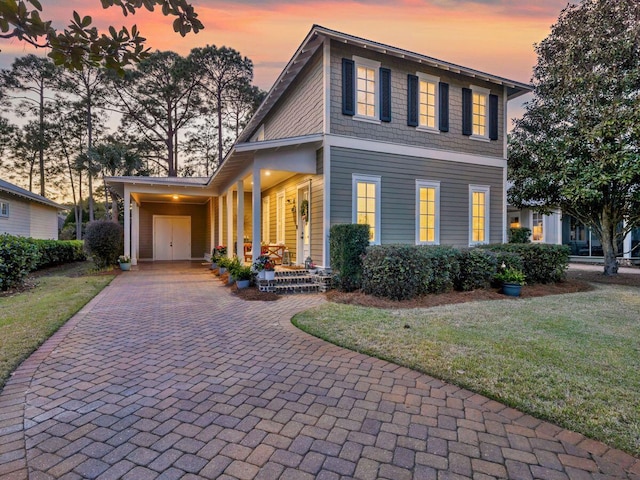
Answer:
[293, 284, 640, 456]
[0, 262, 115, 390]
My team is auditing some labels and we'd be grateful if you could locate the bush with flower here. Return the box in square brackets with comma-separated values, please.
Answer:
[251, 254, 271, 272]
[211, 245, 227, 263]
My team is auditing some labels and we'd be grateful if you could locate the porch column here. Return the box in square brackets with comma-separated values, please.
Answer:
[123, 185, 131, 260]
[218, 196, 223, 249]
[623, 221, 632, 259]
[236, 181, 245, 259]
[252, 166, 262, 264]
[226, 191, 233, 258]
[131, 201, 139, 265]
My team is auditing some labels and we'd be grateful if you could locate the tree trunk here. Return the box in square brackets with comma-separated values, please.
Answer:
[217, 90, 223, 167]
[600, 217, 618, 276]
[39, 82, 45, 197]
[76, 171, 83, 240]
[87, 99, 95, 221]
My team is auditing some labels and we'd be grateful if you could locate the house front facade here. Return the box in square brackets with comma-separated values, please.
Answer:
[0, 178, 63, 240]
[107, 26, 531, 266]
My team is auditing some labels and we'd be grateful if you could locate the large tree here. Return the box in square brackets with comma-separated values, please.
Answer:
[190, 45, 254, 164]
[508, 0, 640, 275]
[1, 54, 58, 196]
[0, 0, 202, 73]
[110, 50, 202, 176]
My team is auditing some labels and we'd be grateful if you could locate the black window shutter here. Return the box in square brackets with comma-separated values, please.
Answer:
[489, 94, 499, 140]
[407, 74, 418, 127]
[462, 87, 473, 136]
[439, 82, 449, 132]
[342, 58, 355, 116]
[379, 67, 391, 122]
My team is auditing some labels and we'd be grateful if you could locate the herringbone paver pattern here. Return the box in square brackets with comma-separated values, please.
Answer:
[1, 262, 638, 479]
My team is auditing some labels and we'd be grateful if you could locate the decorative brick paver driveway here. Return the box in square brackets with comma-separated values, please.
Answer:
[1, 262, 639, 479]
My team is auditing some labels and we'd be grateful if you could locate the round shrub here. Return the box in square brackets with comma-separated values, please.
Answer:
[330, 224, 370, 292]
[417, 245, 461, 293]
[84, 221, 123, 269]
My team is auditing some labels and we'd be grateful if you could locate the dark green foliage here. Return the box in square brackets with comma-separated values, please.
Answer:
[492, 251, 524, 273]
[362, 245, 434, 300]
[28, 239, 86, 269]
[456, 249, 498, 291]
[83, 221, 123, 269]
[479, 244, 570, 284]
[418, 245, 461, 293]
[329, 224, 370, 292]
[509, 227, 531, 244]
[0, 234, 39, 290]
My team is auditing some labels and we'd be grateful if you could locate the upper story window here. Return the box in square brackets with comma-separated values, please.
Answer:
[418, 74, 439, 131]
[354, 56, 380, 121]
[0, 201, 9, 217]
[531, 212, 544, 242]
[342, 57, 391, 123]
[472, 90, 488, 138]
[462, 86, 498, 141]
[416, 180, 440, 245]
[469, 185, 490, 245]
[352, 174, 381, 244]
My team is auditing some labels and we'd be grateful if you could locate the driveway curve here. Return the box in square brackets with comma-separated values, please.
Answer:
[0, 262, 638, 480]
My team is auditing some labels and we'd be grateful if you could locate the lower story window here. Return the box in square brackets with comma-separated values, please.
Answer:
[531, 212, 544, 242]
[0, 201, 8, 217]
[416, 180, 440, 244]
[469, 185, 490, 245]
[352, 174, 381, 244]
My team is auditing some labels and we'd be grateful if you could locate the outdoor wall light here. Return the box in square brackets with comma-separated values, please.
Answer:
[172, 194, 179, 200]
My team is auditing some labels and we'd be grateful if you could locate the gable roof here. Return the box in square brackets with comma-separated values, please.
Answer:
[0, 178, 64, 210]
[238, 24, 533, 144]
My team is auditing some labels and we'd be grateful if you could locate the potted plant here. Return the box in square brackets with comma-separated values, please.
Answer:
[252, 255, 270, 279]
[495, 267, 526, 297]
[217, 256, 230, 275]
[211, 245, 226, 269]
[118, 255, 131, 271]
[264, 260, 276, 281]
[227, 257, 241, 285]
[235, 265, 254, 289]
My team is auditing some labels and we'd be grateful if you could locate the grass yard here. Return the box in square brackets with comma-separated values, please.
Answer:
[293, 284, 640, 456]
[0, 262, 115, 391]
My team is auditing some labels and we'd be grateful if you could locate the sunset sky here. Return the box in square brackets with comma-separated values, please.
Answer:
[0, 0, 578, 121]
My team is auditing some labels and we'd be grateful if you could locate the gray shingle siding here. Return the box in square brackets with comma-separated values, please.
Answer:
[330, 147, 504, 248]
[261, 49, 324, 141]
[329, 41, 504, 158]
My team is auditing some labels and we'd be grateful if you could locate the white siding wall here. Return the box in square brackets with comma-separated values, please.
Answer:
[0, 194, 59, 239]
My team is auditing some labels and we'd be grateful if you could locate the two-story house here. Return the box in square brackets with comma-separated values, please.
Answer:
[107, 25, 531, 267]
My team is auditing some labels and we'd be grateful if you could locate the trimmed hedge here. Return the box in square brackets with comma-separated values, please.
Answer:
[330, 224, 370, 292]
[362, 245, 433, 300]
[357, 243, 569, 300]
[456, 248, 498, 291]
[0, 234, 40, 291]
[29, 239, 86, 269]
[479, 243, 570, 284]
[509, 227, 532, 243]
[0, 235, 87, 291]
[84, 221, 124, 269]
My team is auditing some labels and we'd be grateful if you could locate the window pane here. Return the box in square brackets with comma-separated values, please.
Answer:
[418, 80, 437, 128]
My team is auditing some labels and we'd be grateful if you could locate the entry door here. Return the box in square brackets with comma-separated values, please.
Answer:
[297, 185, 311, 264]
[154, 216, 191, 260]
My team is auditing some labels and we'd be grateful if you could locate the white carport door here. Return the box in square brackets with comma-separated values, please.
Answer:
[154, 216, 191, 260]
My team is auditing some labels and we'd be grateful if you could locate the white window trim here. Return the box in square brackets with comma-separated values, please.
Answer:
[530, 211, 544, 243]
[276, 190, 285, 245]
[469, 184, 490, 246]
[352, 173, 381, 245]
[415, 180, 440, 245]
[469, 85, 491, 142]
[416, 73, 440, 134]
[353, 56, 381, 124]
[0, 201, 8, 217]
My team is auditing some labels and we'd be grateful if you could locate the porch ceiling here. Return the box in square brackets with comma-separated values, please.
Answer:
[132, 192, 210, 205]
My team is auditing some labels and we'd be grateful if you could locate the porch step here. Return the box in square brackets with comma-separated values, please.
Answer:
[257, 270, 332, 294]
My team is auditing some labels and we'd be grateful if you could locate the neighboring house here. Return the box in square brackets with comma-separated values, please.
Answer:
[107, 25, 531, 266]
[507, 206, 640, 262]
[0, 178, 64, 240]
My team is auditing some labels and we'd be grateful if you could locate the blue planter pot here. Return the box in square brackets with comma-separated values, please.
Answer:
[236, 279, 251, 289]
[502, 283, 522, 297]
[119, 262, 131, 271]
